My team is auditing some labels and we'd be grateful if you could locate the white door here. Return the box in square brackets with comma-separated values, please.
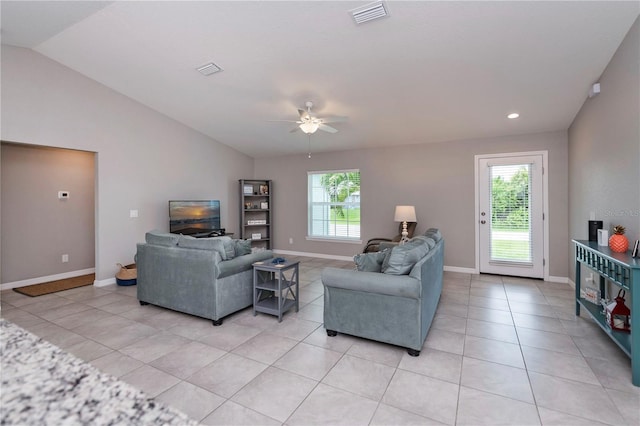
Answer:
[478, 154, 544, 278]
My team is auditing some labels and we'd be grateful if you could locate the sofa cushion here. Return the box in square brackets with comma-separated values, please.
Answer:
[234, 239, 252, 257]
[353, 249, 388, 272]
[411, 235, 436, 250]
[424, 228, 442, 242]
[381, 238, 430, 275]
[177, 235, 227, 259]
[145, 230, 179, 247]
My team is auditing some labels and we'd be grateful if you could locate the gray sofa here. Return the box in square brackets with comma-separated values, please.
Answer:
[322, 229, 444, 356]
[136, 231, 273, 325]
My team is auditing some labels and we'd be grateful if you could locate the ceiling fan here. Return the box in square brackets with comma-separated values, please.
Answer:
[272, 101, 348, 134]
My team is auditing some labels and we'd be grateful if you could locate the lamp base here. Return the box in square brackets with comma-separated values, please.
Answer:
[399, 221, 409, 245]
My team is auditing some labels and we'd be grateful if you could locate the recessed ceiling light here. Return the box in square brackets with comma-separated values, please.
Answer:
[196, 62, 222, 76]
[507, 113, 520, 119]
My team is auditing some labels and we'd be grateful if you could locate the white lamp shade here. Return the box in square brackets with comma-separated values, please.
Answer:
[394, 205, 416, 222]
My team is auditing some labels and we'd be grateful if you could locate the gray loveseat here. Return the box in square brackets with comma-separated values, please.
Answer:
[322, 229, 444, 356]
[136, 231, 273, 325]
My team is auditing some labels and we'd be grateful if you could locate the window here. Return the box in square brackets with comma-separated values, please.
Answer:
[308, 170, 361, 241]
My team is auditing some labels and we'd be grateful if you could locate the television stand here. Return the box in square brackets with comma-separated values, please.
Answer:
[172, 228, 232, 238]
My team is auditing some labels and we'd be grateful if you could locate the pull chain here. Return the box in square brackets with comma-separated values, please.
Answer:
[308, 134, 312, 158]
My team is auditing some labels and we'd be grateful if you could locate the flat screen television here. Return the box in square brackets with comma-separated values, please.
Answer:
[169, 200, 221, 235]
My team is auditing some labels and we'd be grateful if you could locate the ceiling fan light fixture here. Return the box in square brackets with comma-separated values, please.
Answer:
[350, 1, 389, 25]
[300, 122, 319, 134]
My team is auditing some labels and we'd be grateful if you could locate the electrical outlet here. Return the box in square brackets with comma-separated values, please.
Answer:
[289, 238, 293, 244]
[62, 254, 69, 263]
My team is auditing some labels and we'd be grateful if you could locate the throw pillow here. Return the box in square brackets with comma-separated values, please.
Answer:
[145, 230, 179, 247]
[353, 250, 388, 272]
[177, 235, 227, 259]
[411, 235, 436, 250]
[381, 238, 429, 275]
[424, 228, 442, 243]
[234, 239, 252, 257]
[212, 236, 235, 260]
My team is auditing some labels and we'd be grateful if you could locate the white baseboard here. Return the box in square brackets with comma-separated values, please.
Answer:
[1, 268, 96, 291]
[444, 266, 477, 274]
[94, 277, 116, 287]
[547, 275, 569, 284]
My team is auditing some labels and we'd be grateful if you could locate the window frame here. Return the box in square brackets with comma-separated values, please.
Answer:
[306, 169, 362, 244]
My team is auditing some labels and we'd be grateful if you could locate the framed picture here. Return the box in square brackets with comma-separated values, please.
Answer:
[243, 185, 253, 195]
[251, 233, 262, 240]
[632, 239, 639, 258]
[259, 185, 269, 195]
[260, 202, 268, 210]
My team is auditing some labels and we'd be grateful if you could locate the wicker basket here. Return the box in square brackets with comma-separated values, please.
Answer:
[116, 263, 137, 286]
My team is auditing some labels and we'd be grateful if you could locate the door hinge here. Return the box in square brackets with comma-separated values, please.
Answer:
[543, 213, 545, 220]
[543, 258, 546, 266]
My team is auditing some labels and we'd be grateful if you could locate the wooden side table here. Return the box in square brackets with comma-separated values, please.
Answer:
[252, 260, 299, 322]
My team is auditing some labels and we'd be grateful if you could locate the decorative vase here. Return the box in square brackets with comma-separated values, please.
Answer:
[609, 225, 629, 253]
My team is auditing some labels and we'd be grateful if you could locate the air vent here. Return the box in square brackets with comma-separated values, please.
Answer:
[196, 62, 222, 76]
[350, 1, 389, 25]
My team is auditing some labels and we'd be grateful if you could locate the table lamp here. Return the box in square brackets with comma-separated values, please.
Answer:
[394, 205, 416, 245]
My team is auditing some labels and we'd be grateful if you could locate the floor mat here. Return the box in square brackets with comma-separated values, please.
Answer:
[13, 274, 95, 297]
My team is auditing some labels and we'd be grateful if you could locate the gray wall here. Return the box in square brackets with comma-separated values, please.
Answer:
[255, 131, 569, 278]
[1, 144, 95, 282]
[1, 46, 254, 283]
[568, 17, 640, 283]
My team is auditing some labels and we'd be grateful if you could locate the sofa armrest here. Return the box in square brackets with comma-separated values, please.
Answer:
[216, 250, 274, 278]
[322, 267, 420, 299]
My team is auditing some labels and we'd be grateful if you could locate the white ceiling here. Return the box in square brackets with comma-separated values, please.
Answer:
[2, 1, 638, 158]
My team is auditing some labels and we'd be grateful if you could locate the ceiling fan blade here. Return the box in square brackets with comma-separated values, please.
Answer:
[268, 119, 301, 123]
[319, 115, 348, 124]
[318, 123, 338, 133]
[298, 108, 310, 121]
[289, 126, 301, 133]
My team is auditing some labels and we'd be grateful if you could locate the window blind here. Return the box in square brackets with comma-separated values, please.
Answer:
[489, 164, 533, 264]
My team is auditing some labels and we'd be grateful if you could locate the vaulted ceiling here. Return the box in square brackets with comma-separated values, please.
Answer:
[2, 1, 638, 157]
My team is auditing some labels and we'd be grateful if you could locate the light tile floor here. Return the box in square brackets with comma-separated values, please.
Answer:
[2, 256, 639, 425]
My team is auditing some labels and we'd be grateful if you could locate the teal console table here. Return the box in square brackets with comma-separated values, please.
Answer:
[573, 240, 639, 386]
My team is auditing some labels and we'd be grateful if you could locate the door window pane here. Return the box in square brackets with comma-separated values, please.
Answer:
[489, 164, 532, 264]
